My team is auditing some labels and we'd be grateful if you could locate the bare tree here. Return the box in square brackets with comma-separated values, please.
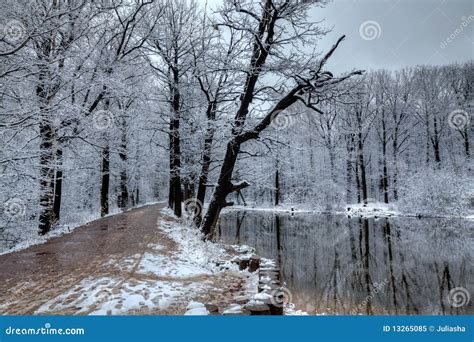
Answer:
[200, 0, 362, 236]
[147, 0, 201, 217]
[190, 9, 245, 225]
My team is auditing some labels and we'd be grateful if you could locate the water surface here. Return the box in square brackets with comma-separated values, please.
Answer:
[217, 210, 474, 315]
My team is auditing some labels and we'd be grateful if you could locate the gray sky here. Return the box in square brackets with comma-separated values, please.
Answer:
[207, 0, 473, 73]
[312, 0, 473, 72]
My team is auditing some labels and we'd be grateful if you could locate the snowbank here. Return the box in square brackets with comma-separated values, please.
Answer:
[159, 207, 228, 271]
[344, 202, 398, 218]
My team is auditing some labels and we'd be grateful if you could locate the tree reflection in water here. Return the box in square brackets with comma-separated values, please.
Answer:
[217, 211, 473, 315]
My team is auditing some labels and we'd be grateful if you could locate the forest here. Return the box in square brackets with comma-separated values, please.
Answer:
[1, 0, 472, 250]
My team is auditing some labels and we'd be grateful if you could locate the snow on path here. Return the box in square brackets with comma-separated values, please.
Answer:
[0, 204, 256, 315]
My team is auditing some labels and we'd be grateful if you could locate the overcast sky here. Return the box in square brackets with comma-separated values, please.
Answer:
[207, 0, 473, 73]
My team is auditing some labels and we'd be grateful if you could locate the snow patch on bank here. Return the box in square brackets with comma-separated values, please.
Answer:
[160, 207, 228, 272]
[284, 303, 309, 316]
[344, 202, 398, 218]
[138, 252, 213, 278]
[184, 302, 210, 315]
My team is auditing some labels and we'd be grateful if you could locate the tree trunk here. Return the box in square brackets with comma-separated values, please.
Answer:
[169, 119, 182, 217]
[52, 148, 63, 222]
[195, 106, 216, 225]
[381, 120, 389, 204]
[118, 115, 128, 210]
[345, 136, 354, 203]
[274, 159, 280, 206]
[199, 88, 300, 235]
[432, 117, 441, 164]
[329, 148, 336, 183]
[362, 219, 372, 314]
[392, 128, 399, 201]
[100, 98, 111, 217]
[201, 139, 241, 236]
[355, 155, 361, 204]
[168, 68, 182, 217]
[100, 143, 110, 217]
[200, 0, 276, 234]
[461, 126, 470, 160]
[199, 32, 354, 236]
[357, 131, 368, 204]
[425, 114, 431, 168]
[38, 121, 56, 235]
[168, 127, 174, 209]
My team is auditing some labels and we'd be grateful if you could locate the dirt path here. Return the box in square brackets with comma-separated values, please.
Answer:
[0, 204, 251, 315]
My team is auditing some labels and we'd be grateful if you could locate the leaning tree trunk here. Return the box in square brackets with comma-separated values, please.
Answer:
[201, 87, 303, 236]
[201, 139, 244, 236]
[200, 32, 360, 237]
